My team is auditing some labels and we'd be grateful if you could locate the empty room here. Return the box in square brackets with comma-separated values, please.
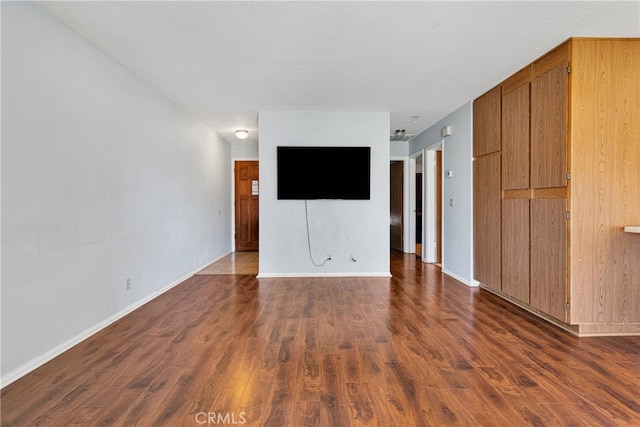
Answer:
[2, 1, 639, 426]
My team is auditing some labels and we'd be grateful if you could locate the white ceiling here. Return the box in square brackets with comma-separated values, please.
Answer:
[37, 1, 639, 144]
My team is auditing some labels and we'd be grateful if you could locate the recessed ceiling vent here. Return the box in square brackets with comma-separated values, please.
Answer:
[390, 129, 415, 142]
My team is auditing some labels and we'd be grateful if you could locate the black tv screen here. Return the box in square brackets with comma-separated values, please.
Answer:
[277, 146, 371, 200]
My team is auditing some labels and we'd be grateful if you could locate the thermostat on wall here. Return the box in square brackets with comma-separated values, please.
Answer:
[441, 126, 453, 137]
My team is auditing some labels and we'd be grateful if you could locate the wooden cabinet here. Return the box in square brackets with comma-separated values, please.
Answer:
[501, 198, 529, 303]
[473, 84, 502, 292]
[501, 68, 532, 304]
[530, 198, 568, 322]
[502, 68, 531, 190]
[531, 60, 568, 189]
[567, 39, 640, 332]
[473, 86, 501, 157]
[473, 153, 501, 292]
[474, 38, 640, 336]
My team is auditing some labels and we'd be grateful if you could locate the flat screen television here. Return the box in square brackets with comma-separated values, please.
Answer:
[277, 146, 371, 200]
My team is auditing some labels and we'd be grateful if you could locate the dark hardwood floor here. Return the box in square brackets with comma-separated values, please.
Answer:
[2, 251, 639, 426]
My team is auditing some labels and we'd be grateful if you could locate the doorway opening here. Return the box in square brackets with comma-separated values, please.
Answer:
[390, 160, 404, 251]
[424, 143, 443, 264]
[414, 154, 423, 258]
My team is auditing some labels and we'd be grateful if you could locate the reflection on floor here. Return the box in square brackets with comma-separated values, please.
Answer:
[196, 251, 258, 275]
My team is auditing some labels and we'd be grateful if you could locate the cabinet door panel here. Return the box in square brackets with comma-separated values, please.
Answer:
[502, 199, 530, 303]
[473, 86, 502, 157]
[530, 198, 567, 321]
[473, 154, 501, 291]
[531, 62, 568, 189]
[502, 84, 530, 190]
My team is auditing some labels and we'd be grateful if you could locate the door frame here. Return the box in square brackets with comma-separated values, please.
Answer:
[231, 157, 259, 252]
[408, 151, 421, 256]
[424, 140, 443, 263]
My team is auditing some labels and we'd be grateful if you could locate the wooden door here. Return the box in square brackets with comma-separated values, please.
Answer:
[502, 69, 531, 190]
[473, 85, 502, 157]
[473, 153, 501, 292]
[531, 62, 568, 189]
[530, 198, 567, 321]
[235, 161, 259, 251]
[390, 161, 403, 251]
[502, 198, 530, 303]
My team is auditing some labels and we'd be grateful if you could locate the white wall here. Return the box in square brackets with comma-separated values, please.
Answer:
[258, 112, 390, 277]
[1, 2, 232, 384]
[231, 140, 259, 159]
[410, 103, 476, 286]
[390, 140, 408, 157]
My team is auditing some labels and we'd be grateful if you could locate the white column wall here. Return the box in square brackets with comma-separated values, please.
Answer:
[258, 112, 390, 277]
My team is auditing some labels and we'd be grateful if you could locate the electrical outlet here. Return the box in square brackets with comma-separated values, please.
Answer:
[126, 278, 131, 290]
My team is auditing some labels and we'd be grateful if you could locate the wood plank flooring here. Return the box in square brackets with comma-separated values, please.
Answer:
[2, 251, 639, 426]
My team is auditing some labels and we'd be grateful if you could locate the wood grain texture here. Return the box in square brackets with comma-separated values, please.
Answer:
[502, 65, 531, 95]
[579, 322, 640, 336]
[502, 198, 530, 303]
[473, 85, 502, 157]
[502, 81, 530, 190]
[2, 252, 640, 426]
[531, 187, 568, 199]
[531, 61, 568, 189]
[532, 40, 569, 79]
[473, 153, 501, 291]
[502, 189, 531, 199]
[569, 38, 640, 325]
[530, 198, 568, 322]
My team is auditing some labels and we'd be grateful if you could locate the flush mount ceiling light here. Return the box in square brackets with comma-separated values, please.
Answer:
[390, 128, 415, 142]
[235, 129, 249, 140]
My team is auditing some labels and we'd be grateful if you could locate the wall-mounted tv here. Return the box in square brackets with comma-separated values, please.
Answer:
[277, 146, 371, 200]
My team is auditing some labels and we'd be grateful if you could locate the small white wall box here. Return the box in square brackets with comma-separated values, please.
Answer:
[446, 170, 454, 178]
[441, 126, 453, 137]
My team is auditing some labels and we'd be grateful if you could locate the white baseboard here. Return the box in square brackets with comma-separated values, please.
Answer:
[0, 251, 231, 389]
[442, 268, 479, 287]
[257, 272, 392, 278]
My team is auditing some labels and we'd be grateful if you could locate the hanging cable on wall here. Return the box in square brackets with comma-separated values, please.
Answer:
[305, 200, 332, 267]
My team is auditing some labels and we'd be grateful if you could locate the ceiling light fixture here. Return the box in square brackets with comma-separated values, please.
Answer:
[235, 129, 249, 140]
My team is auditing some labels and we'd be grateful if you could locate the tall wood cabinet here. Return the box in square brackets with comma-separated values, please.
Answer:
[473, 38, 640, 336]
[473, 86, 502, 293]
[501, 67, 531, 305]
